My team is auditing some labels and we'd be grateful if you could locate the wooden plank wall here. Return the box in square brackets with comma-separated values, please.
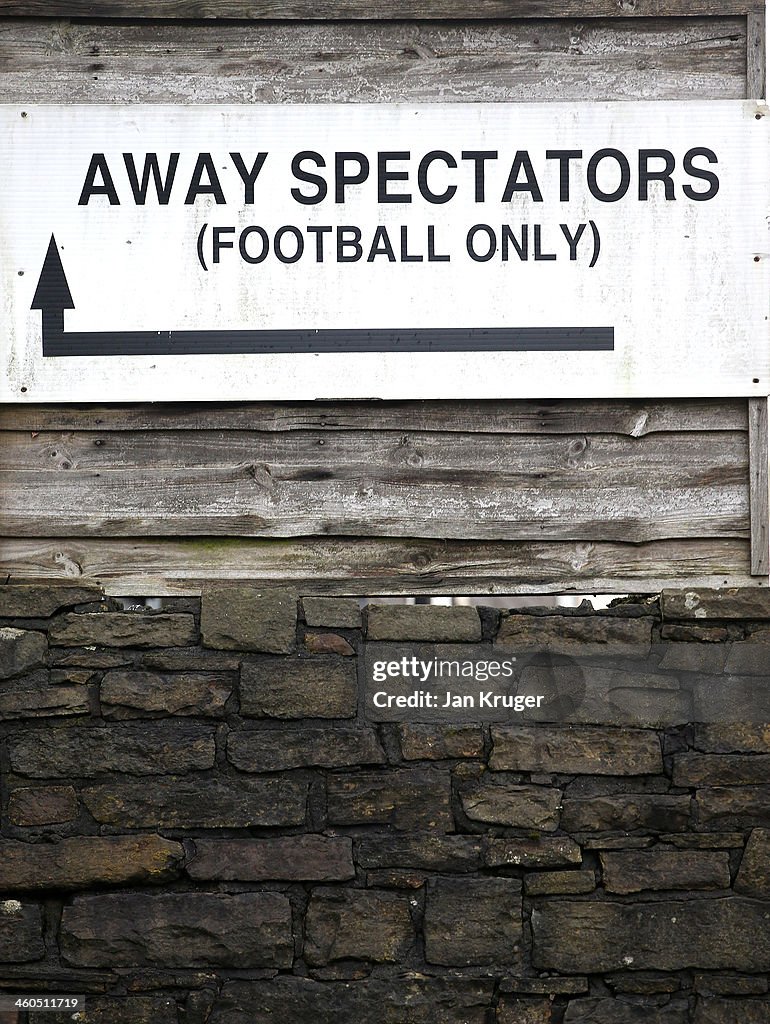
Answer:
[0, 3, 767, 597]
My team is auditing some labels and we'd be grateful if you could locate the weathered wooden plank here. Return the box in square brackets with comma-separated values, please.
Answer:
[746, 9, 766, 96]
[0, 400, 749, 435]
[749, 396, 770, 575]
[0, 467, 748, 541]
[0, 537, 755, 597]
[0, 1, 761, 19]
[0, 429, 748, 479]
[0, 18, 746, 102]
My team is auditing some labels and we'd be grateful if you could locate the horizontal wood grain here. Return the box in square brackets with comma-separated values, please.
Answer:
[0, 536, 756, 597]
[0, 17, 746, 102]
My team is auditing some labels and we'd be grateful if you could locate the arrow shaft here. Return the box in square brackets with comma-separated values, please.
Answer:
[41, 325, 614, 357]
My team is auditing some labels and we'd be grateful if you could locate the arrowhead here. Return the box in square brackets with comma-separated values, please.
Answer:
[31, 235, 74, 311]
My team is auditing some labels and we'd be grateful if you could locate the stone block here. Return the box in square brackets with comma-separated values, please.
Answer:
[694, 974, 768, 996]
[101, 670, 232, 717]
[459, 779, 561, 830]
[0, 583, 103, 619]
[497, 997, 552, 1024]
[227, 726, 384, 771]
[240, 657, 357, 719]
[49, 612, 197, 648]
[83, 775, 308, 828]
[694, 723, 770, 753]
[304, 889, 413, 965]
[0, 901, 45, 962]
[302, 598, 361, 628]
[532, 897, 770, 972]
[8, 785, 78, 825]
[201, 585, 296, 653]
[735, 828, 770, 897]
[0, 676, 89, 720]
[303, 633, 355, 656]
[662, 588, 770, 620]
[485, 836, 582, 869]
[0, 628, 47, 680]
[525, 870, 595, 896]
[188, 836, 354, 882]
[138, 648, 241, 671]
[366, 604, 481, 642]
[8, 722, 215, 777]
[693, 997, 770, 1023]
[490, 726, 662, 775]
[398, 724, 484, 760]
[0, 836, 184, 890]
[697, 786, 770, 829]
[61, 892, 292, 968]
[424, 877, 521, 967]
[209, 977, 494, 1024]
[601, 849, 730, 893]
[496, 614, 652, 652]
[561, 794, 691, 833]
[674, 754, 770, 787]
[327, 770, 452, 831]
[356, 835, 483, 872]
[64, 997, 178, 1023]
[563, 999, 688, 1023]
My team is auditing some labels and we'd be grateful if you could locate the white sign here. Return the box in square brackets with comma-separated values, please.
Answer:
[1, 101, 768, 402]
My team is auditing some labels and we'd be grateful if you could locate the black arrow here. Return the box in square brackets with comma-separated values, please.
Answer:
[33, 235, 614, 357]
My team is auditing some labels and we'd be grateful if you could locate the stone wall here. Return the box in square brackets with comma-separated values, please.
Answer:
[0, 582, 769, 1023]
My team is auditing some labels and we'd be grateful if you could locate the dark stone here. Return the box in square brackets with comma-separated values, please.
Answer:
[490, 726, 662, 775]
[8, 785, 78, 825]
[0, 836, 184, 890]
[61, 892, 292, 968]
[0, 628, 47, 680]
[356, 835, 483, 872]
[601, 849, 730, 893]
[327, 770, 452, 831]
[138, 648, 241, 671]
[302, 598, 361, 629]
[227, 726, 384, 771]
[735, 828, 770, 896]
[459, 778, 561, 830]
[660, 833, 745, 848]
[304, 889, 413, 965]
[209, 977, 494, 1024]
[101, 670, 232, 717]
[563, 998, 688, 1023]
[697, 787, 770, 829]
[485, 836, 582, 868]
[500, 978, 588, 995]
[525, 870, 595, 895]
[365, 869, 426, 889]
[533, 897, 770, 972]
[64, 997, 178, 1023]
[0, 676, 89, 720]
[8, 722, 215, 777]
[51, 648, 133, 668]
[496, 614, 652, 652]
[240, 657, 357, 719]
[694, 974, 769, 996]
[660, 624, 729, 642]
[366, 604, 481, 642]
[398, 724, 484, 760]
[561, 794, 691, 833]
[83, 775, 308, 828]
[49, 613, 197, 648]
[662, 588, 770, 620]
[188, 836, 354, 882]
[201, 585, 296, 653]
[674, 754, 770, 787]
[497, 997, 552, 1024]
[694, 724, 770, 753]
[303, 632, 355, 656]
[0, 583, 103, 619]
[724, 643, 770, 675]
[0, 901, 45, 962]
[659, 645, 728, 673]
[424, 877, 521, 967]
[607, 975, 680, 995]
[693, 997, 770, 1023]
